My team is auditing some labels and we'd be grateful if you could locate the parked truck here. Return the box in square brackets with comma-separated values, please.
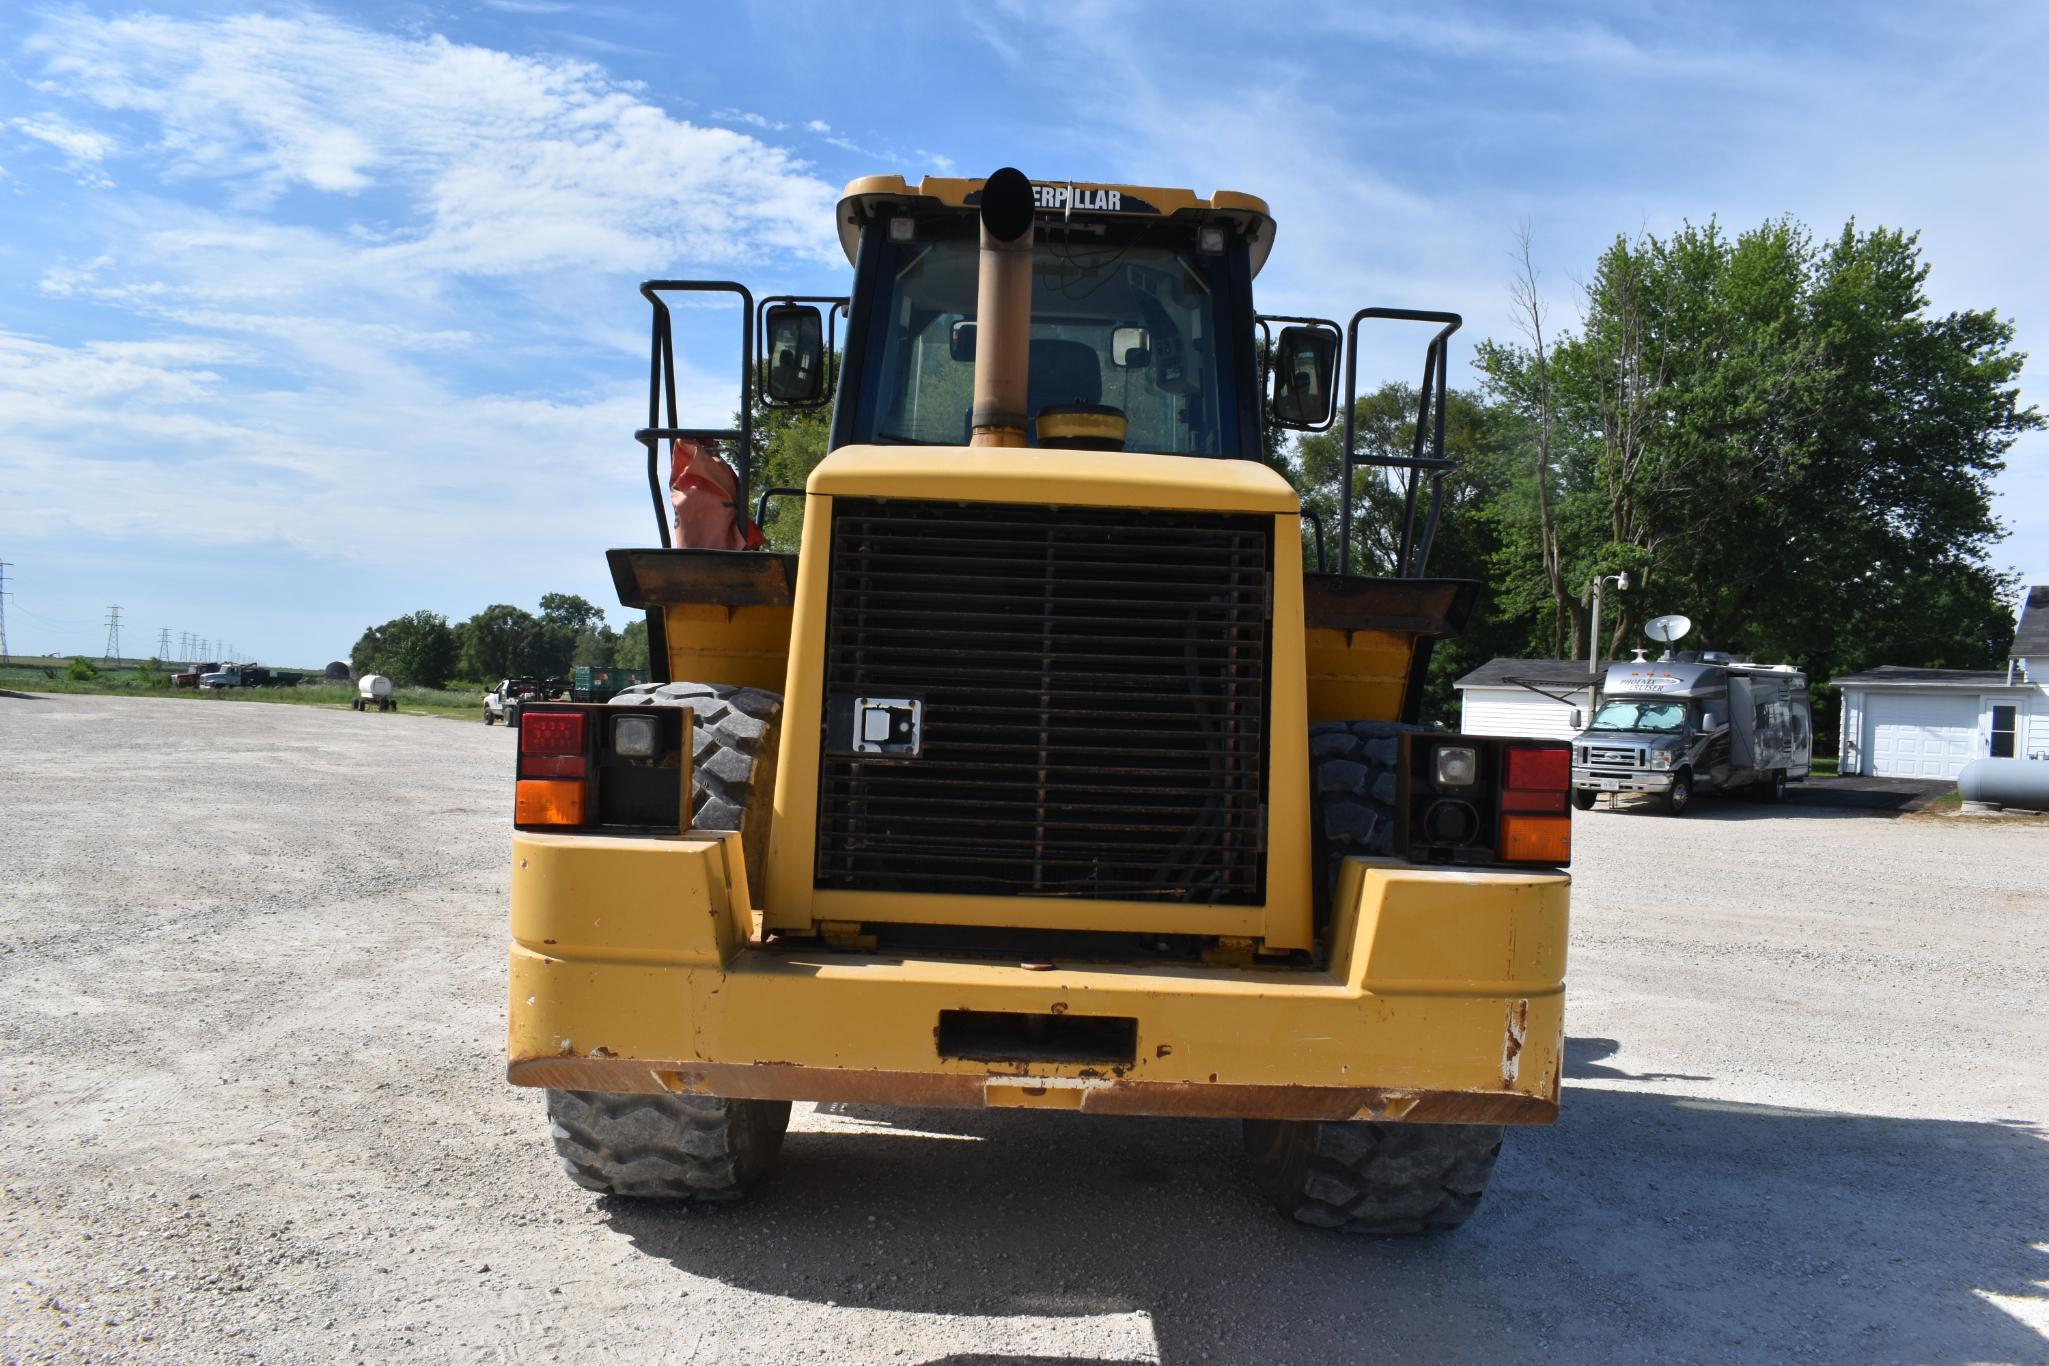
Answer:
[198, 662, 302, 690]
[1571, 655, 1812, 813]
[506, 169, 1574, 1234]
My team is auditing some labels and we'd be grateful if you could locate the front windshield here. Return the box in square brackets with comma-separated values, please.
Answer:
[1588, 699, 1690, 733]
[856, 231, 1231, 455]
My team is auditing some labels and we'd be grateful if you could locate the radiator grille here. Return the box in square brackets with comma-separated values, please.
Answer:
[816, 499, 1272, 904]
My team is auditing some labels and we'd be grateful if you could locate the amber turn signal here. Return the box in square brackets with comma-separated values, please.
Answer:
[1498, 814, 1570, 865]
[515, 779, 585, 827]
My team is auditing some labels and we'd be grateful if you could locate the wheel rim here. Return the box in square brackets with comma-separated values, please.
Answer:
[1672, 780, 1689, 809]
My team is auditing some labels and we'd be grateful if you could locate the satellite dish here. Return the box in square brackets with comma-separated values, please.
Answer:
[1644, 614, 1692, 645]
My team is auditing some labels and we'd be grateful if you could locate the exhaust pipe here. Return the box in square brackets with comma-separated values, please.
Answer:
[970, 167, 1035, 448]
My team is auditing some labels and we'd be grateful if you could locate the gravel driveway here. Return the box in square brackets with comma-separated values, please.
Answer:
[2, 693, 2044, 1363]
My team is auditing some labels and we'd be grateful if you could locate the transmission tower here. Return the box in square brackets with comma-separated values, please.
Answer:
[0, 559, 12, 660]
[157, 627, 171, 660]
[104, 605, 123, 662]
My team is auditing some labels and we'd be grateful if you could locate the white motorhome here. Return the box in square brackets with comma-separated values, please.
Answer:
[1571, 655, 1812, 815]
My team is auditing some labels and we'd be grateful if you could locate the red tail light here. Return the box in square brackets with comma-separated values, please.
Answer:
[519, 709, 587, 780]
[1502, 744, 1570, 812]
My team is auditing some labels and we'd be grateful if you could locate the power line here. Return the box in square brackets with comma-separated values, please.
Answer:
[104, 604, 123, 662]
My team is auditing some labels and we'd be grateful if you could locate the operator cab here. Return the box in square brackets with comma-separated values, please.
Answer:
[829, 176, 1274, 458]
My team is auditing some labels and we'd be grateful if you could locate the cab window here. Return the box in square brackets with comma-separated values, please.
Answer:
[849, 228, 1236, 456]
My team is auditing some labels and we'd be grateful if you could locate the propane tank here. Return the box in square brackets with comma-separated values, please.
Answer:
[357, 674, 393, 701]
[1957, 756, 2049, 811]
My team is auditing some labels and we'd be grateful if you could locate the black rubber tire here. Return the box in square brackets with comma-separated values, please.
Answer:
[612, 681, 783, 893]
[1242, 1114, 1504, 1235]
[1571, 787, 1598, 811]
[546, 1089, 790, 1200]
[483, 708, 495, 725]
[1275, 718, 1505, 1235]
[1767, 769, 1787, 802]
[1663, 770, 1692, 816]
[1306, 720, 1424, 924]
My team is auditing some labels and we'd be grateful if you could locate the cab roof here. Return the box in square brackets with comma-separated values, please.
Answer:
[837, 175, 1277, 278]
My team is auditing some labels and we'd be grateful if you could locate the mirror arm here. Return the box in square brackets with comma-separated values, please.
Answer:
[754, 486, 806, 530]
[1298, 506, 1327, 574]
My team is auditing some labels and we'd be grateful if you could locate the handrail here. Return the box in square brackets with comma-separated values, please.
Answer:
[1338, 308, 1461, 578]
[639, 281, 755, 549]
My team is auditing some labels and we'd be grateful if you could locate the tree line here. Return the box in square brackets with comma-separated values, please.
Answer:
[349, 594, 648, 690]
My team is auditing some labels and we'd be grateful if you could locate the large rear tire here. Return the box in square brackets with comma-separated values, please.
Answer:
[1305, 720, 1422, 924]
[546, 1090, 790, 1201]
[611, 681, 783, 893]
[1251, 720, 1505, 1235]
[1242, 1115, 1503, 1235]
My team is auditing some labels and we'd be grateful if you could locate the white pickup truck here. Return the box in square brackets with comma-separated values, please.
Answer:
[483, 678, 564, 727]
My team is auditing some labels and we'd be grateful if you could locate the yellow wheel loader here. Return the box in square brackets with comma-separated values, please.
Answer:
[507, 169, 1571, 1234]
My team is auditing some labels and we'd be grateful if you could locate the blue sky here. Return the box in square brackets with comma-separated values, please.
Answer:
[2, 1, 2043, 666]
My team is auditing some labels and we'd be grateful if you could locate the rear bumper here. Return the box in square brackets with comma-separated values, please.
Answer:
[1573, 766, 1672, 792]
[507, 833, 1568, 1123]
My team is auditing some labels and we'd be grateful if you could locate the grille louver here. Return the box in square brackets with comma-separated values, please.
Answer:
[816, 499, 1272, 904]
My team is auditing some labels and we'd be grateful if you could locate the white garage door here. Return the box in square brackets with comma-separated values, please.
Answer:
[1864, 693, 1979, 779]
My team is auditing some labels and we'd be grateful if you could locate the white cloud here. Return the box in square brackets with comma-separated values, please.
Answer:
[25, 12, 840, 272]
[10, 114, 117, 164]
[0, 9, 844, 658]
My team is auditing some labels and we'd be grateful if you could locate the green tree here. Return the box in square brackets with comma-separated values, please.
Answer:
[614, 617, 651, 672]
[352, 611, 460, 688]
[460, 604, 542, 682]
[534, 593, 606, 676]
[1475, 216, 2037, 692]
[570, 623, 618, 668]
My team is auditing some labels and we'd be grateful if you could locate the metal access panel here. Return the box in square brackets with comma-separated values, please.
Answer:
[813, 497, 1274, 905]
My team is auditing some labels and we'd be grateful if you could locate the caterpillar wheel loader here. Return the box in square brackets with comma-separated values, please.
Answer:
[506, 168, 1571, 1234]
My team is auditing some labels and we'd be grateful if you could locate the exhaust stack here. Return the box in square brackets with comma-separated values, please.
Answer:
[970, 167, 1035, 448]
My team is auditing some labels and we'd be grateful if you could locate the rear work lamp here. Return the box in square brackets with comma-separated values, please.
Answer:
[1397, 736, 1573, 868]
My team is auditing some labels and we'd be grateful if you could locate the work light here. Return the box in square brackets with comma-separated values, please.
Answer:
[1435, 745, 1479, 787]
[612, 713, 659, 759]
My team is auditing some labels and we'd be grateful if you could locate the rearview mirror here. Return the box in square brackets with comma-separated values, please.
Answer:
[1570, 709, 1584, 730]
[949, 319, 976, 363]
[1270, 325, 1338, 430]
[763, 304, 826, 405]
[1110, 325, 1152, 369]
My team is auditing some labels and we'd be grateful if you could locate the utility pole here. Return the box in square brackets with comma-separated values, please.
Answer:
[104, 604, 123, 663]
[1588, 573, 1628, 672]
[0, 558, 12, 660]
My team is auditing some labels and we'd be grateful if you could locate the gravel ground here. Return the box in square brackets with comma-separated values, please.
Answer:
[2, 692, 2044, 1364]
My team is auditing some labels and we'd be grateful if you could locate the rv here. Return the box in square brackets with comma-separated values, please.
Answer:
[1570, 655, 1812, 814]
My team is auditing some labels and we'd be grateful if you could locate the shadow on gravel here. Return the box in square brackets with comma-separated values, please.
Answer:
[1565, 1037, 1711, 1083]
[0, 689, 44, 701]
[1588, 775, 1950, 822]
[600, 1087, 2047, 1364]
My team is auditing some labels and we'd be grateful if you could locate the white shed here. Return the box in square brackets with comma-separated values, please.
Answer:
[1453, 658, 1612, 740]
[1831, 586, 2049, 779]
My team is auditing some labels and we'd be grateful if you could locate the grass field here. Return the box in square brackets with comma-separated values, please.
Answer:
[0, 659, 484, 720]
